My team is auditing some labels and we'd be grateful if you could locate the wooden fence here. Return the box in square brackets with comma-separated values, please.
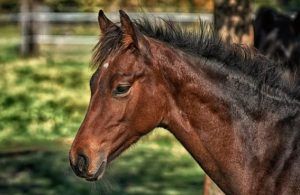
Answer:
[0, 10, 213, 55]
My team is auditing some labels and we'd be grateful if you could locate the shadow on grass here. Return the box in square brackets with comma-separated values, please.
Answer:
[0, 142, 204, 195]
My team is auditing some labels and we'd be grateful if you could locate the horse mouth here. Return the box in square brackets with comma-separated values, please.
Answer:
[86, 160, 107, 181]
[85, 145, 126, 182]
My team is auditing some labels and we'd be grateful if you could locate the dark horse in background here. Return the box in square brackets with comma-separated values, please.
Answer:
[254, 7, 300, 85]
[70, 10, 300, 194]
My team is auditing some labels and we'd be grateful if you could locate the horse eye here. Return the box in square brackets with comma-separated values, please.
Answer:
[113, 84, 131, 96]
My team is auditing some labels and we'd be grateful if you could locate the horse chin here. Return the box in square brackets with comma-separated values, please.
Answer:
[86, 160, 107, 181]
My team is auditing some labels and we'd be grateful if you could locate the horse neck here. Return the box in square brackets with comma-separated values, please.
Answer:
[149, 39, 300, 194]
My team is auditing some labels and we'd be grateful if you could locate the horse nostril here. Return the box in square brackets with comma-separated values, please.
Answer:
[74, 154, 88, 177]
[78, 155, 87, 172]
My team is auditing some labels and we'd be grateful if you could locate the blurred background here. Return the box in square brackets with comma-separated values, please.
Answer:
[0, 0, 300, 195]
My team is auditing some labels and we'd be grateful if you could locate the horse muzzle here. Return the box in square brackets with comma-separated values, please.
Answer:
[69, 150, 107, 181]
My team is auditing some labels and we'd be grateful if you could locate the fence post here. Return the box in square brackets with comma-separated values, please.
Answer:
[20, 0, 38, 56]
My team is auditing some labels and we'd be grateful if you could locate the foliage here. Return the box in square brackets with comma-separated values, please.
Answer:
[44, 0, 82, 12]
[282, 0, 300, 11]
[254, 0, 300, 11]
[0, 0, 18, 13]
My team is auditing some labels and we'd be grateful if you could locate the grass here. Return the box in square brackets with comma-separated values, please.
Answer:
[0, 26, 205, 194]
[0, 131, 205, 195]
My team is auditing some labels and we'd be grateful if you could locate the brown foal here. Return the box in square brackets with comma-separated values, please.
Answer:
[70, 10, 300, 194]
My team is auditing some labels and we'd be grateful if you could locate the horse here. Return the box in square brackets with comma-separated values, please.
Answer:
[69, 10, 300, 194]
[254, 7, 300, 86]
[254, 7, 300, 61]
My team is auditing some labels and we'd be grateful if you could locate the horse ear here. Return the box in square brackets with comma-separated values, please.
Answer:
[119, 10, 142, 48]
[98, 10, 116, 33]
[256, 7, 275, 32]
[294, 11, 300, 35]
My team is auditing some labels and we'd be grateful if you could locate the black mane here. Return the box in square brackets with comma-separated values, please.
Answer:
[92, 17, 300, 102]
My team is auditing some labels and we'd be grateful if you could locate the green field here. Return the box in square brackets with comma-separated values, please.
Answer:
[0, 25, 205, 195]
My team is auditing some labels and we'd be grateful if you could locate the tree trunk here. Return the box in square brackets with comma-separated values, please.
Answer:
[203, 1, 254, 194]
[214, 0, 253, 45]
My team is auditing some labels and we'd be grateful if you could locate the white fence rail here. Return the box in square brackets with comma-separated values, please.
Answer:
[1, 12, 213, 46]
[0, 12, 213, 23]
[1, 12, 213, 55]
